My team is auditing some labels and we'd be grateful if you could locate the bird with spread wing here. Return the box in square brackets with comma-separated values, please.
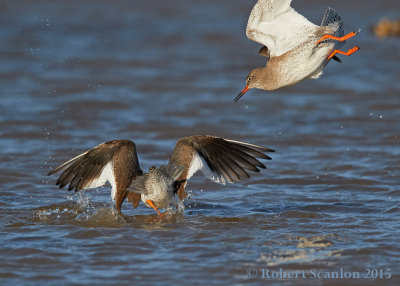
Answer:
[48, 135, 274, 216]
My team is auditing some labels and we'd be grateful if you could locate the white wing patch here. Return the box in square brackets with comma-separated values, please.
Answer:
[247, 0, 318, 57]
[86, 162, 117, 200]
[187, 153, 226, 185]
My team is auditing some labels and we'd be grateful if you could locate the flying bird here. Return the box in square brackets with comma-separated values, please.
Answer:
[235, 0, 360, 102]
[47, 136, 274, 216]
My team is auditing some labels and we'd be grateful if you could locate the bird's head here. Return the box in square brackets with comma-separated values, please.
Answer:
[234, 68, 264, 102]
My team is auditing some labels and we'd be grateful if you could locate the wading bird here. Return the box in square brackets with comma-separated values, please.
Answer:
[48, 135, 274, 216]
[235, 0, 359, 102]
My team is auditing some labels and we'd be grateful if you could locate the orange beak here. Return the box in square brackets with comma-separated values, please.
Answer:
[234, 86, 249, 102]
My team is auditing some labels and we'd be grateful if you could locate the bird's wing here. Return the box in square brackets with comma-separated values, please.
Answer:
[258, 46, 270, 58]
[168, 135, 275, 199]
[246, 0, 318, 57]
[47, 140, 142, 211]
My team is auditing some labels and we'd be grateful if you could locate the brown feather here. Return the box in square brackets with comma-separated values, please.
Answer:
[258, 46, 270, 58]
[168, 135, 274, 197]
[48, 140, 142, 214]
[126, 192, 141, 208]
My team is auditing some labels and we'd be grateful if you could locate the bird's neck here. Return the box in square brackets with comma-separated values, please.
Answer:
[255, 67, 278, 91]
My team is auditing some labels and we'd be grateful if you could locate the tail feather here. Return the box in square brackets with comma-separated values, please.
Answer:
[127, 175, 147, 194]
[127, 164, 184, 195]
[162, 164, 185, 181]
[321, 7, 344, 37]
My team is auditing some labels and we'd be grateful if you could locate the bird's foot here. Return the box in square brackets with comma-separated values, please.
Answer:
[327, 46, 360, 60]
[316, 30, 360, 45]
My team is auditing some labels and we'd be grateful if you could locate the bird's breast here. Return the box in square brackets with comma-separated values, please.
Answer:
[274, 41, 334, 85]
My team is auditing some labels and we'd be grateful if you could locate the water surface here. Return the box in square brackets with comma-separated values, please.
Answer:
[0, 0, 399, 285]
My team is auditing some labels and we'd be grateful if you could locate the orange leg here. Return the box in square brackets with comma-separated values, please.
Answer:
[328, 46, 359, 60]
[316, 31, 358, 45]
[146, 199, 163, 216]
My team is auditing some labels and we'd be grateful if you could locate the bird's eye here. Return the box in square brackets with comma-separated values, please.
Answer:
[247, 76, 253, 82]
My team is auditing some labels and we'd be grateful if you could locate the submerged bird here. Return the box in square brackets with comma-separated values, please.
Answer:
[47, 135, 274, 216]
[235, 0, 360, 102]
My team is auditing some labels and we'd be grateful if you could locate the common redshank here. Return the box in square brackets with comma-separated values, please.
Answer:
[234, 0, 360, 102]
[48, 136, 274, 215]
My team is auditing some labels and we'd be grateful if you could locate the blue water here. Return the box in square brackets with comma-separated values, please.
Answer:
[0, 0, 399, 285]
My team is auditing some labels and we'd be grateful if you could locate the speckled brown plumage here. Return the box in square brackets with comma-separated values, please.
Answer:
[48, 136, 274, 215]
[235, 1, 359, 101]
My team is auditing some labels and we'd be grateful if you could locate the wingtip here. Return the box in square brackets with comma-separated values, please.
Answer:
[47, 168, 57, 176]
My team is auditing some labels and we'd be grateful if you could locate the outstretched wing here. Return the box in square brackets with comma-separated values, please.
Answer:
[168, 135, 275, 200]
[47, 140, 142, 213]
[246, 0, 318, 57]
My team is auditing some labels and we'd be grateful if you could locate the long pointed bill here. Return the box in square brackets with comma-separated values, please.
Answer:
[146, 199, 162, 216]
[234, 86, 249, 102]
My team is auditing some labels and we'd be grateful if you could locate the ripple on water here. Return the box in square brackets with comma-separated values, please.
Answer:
[1, 0, 400, 284]
[32, 201, 124, 227]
